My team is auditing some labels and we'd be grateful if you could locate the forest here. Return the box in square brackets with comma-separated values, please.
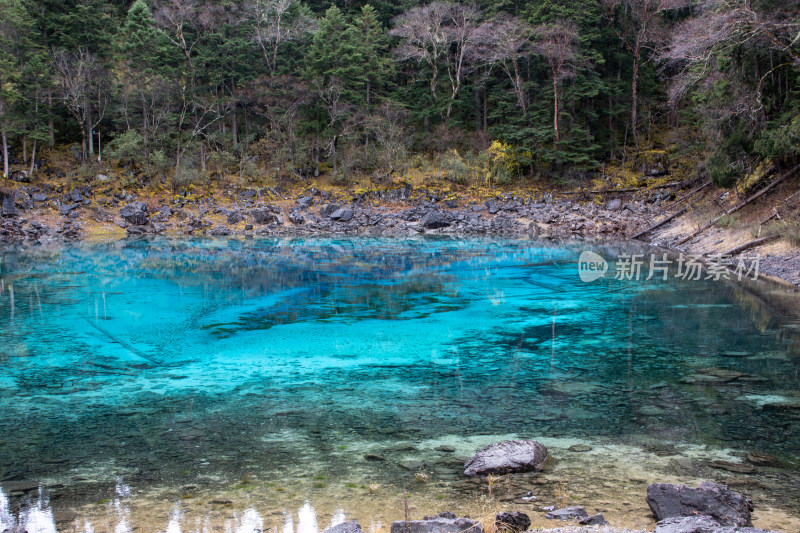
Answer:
[0, 0, 797, 190]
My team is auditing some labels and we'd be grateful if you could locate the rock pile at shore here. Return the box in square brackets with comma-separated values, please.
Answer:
[0, 184, 655, 244]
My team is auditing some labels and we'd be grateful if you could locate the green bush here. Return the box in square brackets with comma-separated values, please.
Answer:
[106, 130, 144, 164]
[707, 150, 740, 188]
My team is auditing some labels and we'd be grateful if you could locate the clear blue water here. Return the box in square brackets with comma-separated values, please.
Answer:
[1, 237, 800, 525]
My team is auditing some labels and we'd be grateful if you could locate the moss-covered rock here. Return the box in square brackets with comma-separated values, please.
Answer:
[636, 150, 670, 177]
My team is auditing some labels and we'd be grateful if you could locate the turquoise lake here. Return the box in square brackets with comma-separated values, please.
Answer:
[1, 238, 799, 532]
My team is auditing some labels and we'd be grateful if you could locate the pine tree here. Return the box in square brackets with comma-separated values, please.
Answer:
[0, 0, 35, 181]
[353, 5, 393, 110]
[306, 5, 366, 103]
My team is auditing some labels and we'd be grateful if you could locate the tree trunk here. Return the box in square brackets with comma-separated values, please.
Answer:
[331, 137, 337, 177]
[631, 39, 641, 148]
[232, 107, 239, 147]
[553, 75, 560, 143]
[47, 90, 55, 147]
[29, 139, 37, 178]
[22, 133, 28, 166]
[474, 86, 481, 131]
[87, 105, 94, 156]
[142, 94, 150, 161]
[1, 98, 8, 182]
[483, 87, 487, 133]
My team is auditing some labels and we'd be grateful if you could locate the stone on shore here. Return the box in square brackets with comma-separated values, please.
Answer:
[579, 513, 609, 526]
[646, 482, 753, 527]
[495, 511, 531, 531]
[1, 188, 17, 216]
[464, 439, 548, 477]
[120, 201, 149, 225]
[391, 512, 483, 533]
[545, 506, 589, 521]
[420, 210, 450, 229]
[654, 516, 722, 533]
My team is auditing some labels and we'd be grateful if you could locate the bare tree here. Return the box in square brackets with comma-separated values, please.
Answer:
[366, 102, 409, 174]
[390, 2, 451, 105]
[249, 0, 315, 76]
[152, 0, 217, 86]
[533, 22, 580, 144]
[391, 2, 489, 118]
[54, 48, 106, 160]
[314, 77, 352, 177]
[661, 0, 800, 107]
[442, 4, 483, 118]
[477, 13, 533, 114]
[603, 0, 682, 147]
[245, 75, 310, 179]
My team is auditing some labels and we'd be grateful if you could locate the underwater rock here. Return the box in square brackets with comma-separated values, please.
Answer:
[391, 512, 483, 533]
[323, 521, 363, 533]
[0, 480, 39, 493]
[568, 444, 592, 452]
[709, 461, 757, 474]
[655, 516, 722, 533]
[746, 451, 777, 466]
[545, 506, 588, 520]
[464, 439, 548, 477]
[364, 453, 386, 461]
[399, 460, 424, 471]
[646, 482, 753, 527]
[495, 511, 531, 531]
[436, 445, 456, 453]
[579, 513, 609, 526]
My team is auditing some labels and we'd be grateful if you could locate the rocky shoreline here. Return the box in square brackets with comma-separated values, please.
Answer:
[1, 181, 799, 289]
[0, 183, 650, 242]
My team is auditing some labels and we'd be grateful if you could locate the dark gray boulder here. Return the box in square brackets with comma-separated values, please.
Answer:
[646, 482, 753, 527]
[32, 192, 48, 202]
[296, 196, 314, 208]
[391, 512, 483, 533]
[464, 439, 548, 477]
[250, 209, 281, 225]
[209, 226, 232, 236]
[226, 211, 243, 225]
[320, 204, 339, 217]
[420, 210, 450, 230]
[1, 188, 17, 216]
[59, 203, 79, 215]
[330, 208, 354, 222]
[323, 521, 363, 533]
[654, 516, 722, 533]
[545, 506, 588, 521]
[288, 210, 305, 224]
[495, 511, 530, 531]
[120, 201, 149, 225]
[579, 513, 608, 526]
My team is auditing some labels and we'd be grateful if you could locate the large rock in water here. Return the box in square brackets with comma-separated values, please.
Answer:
[390, 512, 483, 533]
[323, 521, 363, 533]
[646, 482, 753, 527]
[464, 440, 548, 477]
[120, 201, 149, 225]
